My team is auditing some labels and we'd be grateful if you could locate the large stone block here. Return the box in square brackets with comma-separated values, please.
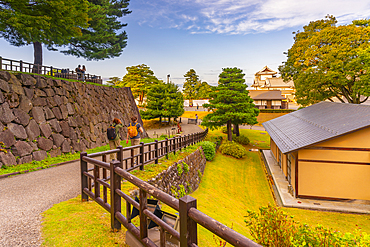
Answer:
[49, 148, 61, 158]
[33, 97, 47, 107]
[44, 88, 55, 97]
[52, 106, 63, 120]
[69, 127, 77, 141]
[54, 87, 64, 96]
[12, 141, 33, 157]
[0, 102, 15, 124]
[61, 140, 71, 153]
[66, 103, 75, 115]
[48, 119, 62, 132]
[59, 104, 68, 119]
[54, 95, 63, 106]
[39, 123, 52, 138]
[17, 74, 36, 86]
[35, 77, 48, 88]
[24, 88, 34, 99]
[34, 89, 47, 97]
[0, 130, 16, 148]
[32, 150, 47, 161]
[0, 91, 3, 104]
[10, 83, 24, 95]
[8, 123, 27, 140]
[51, 133, 65, 147]
[67, 117, 77, 127]
[18, 95, 33, 113]
[44, 106, 55, 120]
[0, 78, 10, 93]
[31, 106, 46, 123]
[26, 119, 41, 141]
[37, 137, 53, 151]
[17, 155, 32, 165]
[0, 152, 16, 166]
[47, 97, 57, 107]
[60, 121, 70, 137]
[13, 108, 30, 126]
[6, 92, 20, 108]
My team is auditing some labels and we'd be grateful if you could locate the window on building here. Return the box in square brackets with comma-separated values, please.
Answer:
[287, 154, 294, 184]
[278, 150, 282, 168]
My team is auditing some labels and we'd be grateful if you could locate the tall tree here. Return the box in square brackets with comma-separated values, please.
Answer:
[279, 15, 370, 106]
[117, 64, 160, 105]
[0, 0, 130, 68]
[202, 67, 259, 141]
[183, 69, 201, 100]
[197, 81, 213, 99]
[140, 82, 184, 123]
[106, 76, 121, 86]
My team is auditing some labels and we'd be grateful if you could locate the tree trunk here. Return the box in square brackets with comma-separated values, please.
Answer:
[32, 42, 43, 74]
[233, 124, 240, 136]
[159, 116, 162, 123]
[227, 120, 232, 141]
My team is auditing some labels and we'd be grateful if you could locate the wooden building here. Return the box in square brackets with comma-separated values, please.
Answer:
[249, 90, 288, 109]
[263, 102, 370, 201]
[251, 66, 295, 102]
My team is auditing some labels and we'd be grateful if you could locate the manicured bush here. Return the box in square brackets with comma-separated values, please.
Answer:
[219, 141, 247, 159]
[200, 141, 216, 161]
[232, 134, 250, 145]
[245, 204, 370, 247]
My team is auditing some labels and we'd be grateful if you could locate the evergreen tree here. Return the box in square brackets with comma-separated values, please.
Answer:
[106, 76, 121, 86]
[202, 67, 259, 141]
[140, 82, 184, 123]
[117, 64, 160, 105]
[197, 81, 213, 99]
[0, 0, 130, 68]
[183, 69, 201, 100]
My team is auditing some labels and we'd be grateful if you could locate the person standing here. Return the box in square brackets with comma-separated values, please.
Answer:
[126, 116, 144, 164]
[81, 65, 86, 81]
[75, 65, 82, 80]
[195, 114, 198, 125]
[107, 118, 123, 161]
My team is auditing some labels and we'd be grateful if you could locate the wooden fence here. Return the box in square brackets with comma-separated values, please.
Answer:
[80, 128, 261, 247]
[0, 56, 102, 84]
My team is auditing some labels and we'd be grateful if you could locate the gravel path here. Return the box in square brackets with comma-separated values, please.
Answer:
[0, 162, 81, 247]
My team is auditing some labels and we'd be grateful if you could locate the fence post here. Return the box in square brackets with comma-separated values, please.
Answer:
[110, 160, 122, 230]
[155, 140, 159, 164]
[140, 142, 144, 170]
[117, 145, 123, 165]
[20, 60, 23, 72]
[165, 138, 169, 159]
[179, 195, 197, 247]
[0, 56, 2, 70]
[80, 152, 88, 202]
[192, 133, 195, 145]
[139, 188, 148, 240]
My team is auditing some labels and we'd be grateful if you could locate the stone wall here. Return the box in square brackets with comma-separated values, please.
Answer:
[0, 71, 145, 168]
[147, 147, 206, 198]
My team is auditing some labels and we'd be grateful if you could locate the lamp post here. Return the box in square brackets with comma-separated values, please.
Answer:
[167, 74, 170, 83]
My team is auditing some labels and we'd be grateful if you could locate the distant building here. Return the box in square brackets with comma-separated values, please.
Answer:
[251, 66, 295, 102]
[249, 90, 288, 109]
[263, 102, 370, 201]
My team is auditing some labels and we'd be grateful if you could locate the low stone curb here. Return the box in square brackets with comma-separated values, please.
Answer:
[0, 159, 78, 180]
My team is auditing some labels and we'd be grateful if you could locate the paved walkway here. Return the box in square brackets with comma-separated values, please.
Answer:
[262, 150, 370, 214]
[0, 121, 203, 247]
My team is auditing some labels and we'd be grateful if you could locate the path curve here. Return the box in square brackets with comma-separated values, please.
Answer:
[0, 123, 203, 247]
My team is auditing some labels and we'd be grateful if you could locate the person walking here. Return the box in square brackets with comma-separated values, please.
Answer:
[107, 118, 123, 161]
[126, 116, 144, 164]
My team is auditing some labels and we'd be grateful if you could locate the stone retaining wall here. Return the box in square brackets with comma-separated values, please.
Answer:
[147, 147, 206, 197]
[0, 71, 145, 168]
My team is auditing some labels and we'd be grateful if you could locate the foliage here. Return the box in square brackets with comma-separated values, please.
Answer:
[183, 69, 201, 100]
[116, 64, 161, 105]
[279, 15, 370, 106]
[0, 0, 130, 65]
[197, 81, 213, 99]
[182, 161, 189, 173]
[202, 67, 259, 141]
[140, 82, 184, 122]
[232, 134, 250, 145]
[106, 76, 121, 86]
[177, 163, 183, 176]
[245, 204, 370, 247]
[219, 141, 248, 159]
[200, 141, 216, 161]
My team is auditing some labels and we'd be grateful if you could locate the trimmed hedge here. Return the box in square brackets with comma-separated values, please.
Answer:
[232, 134, 250, 145]
[200, 141, 216, 161]
[219, 141, 248, 159]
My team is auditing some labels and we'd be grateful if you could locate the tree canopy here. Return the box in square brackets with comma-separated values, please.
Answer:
[183, 69, 201, 100]
[116, 64, 161, 105]
[279, 15, 370, 106]
[202, 67, 259, 141]
[140, 82, 184, 123]
[0, 0, 130, 66]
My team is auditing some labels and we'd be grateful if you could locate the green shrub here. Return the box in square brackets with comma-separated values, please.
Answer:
[245, 204, 370, 247]
[200, 141, 216, 161]
[219, 141, 247, 158]
[232, 134, 250, 145]
[220, 126, 233, 134]
[177, 163, 183, 176]
[182, 161, 189, 173]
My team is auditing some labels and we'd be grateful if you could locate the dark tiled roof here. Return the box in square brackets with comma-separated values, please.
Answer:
[249, 90, 286, 100]
[262, 102, 370, 154]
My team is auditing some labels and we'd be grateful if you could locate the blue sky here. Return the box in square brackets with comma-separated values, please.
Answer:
[1, 0, 370, 87]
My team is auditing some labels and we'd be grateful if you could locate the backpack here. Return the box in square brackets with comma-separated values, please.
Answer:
[107, 124, 117, 140]
[128, 123, 138, 138]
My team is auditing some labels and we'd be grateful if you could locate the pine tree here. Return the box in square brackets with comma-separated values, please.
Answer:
[183, 69, 201, 100]
[140, 82, 184, 123]
[202, 67, 259, 141]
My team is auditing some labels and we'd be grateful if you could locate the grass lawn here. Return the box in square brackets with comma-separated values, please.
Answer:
[256, 112, 289, 126]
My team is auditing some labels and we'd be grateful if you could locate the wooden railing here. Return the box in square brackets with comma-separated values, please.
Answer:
[80, 128, 261, 247]
[0, 56, 102, 84]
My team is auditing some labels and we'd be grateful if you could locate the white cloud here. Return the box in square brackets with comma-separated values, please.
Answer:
[132, 0, 370, 34]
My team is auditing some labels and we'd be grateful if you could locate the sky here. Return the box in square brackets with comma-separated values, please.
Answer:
[1, 0, 370, 87]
